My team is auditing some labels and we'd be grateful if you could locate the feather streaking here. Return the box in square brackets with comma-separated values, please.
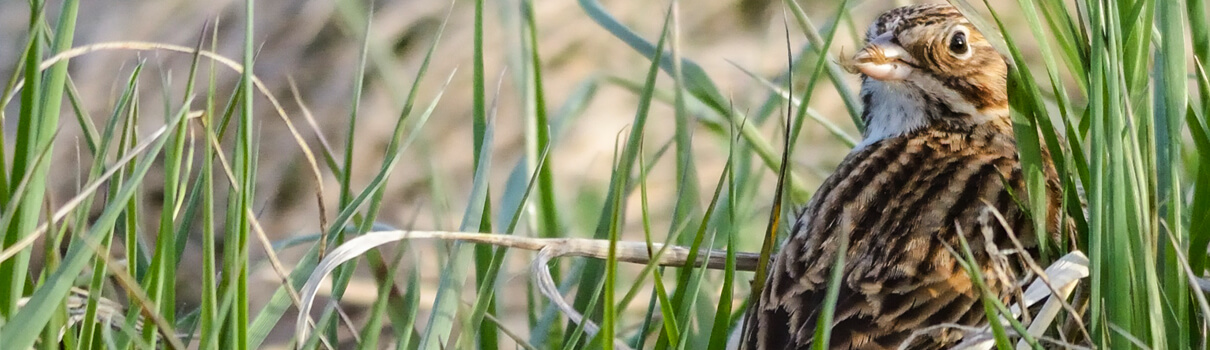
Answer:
[743, 4, 1071, 349]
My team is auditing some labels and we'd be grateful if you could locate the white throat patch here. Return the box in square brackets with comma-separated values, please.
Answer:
[854, 80, 930, 150]
[853, 74, 997, 151]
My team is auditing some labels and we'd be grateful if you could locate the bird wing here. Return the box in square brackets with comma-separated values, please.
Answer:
[746, 131, 1034, 350]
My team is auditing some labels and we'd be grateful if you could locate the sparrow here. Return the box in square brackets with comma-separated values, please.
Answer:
[743, 4, 1066, 349]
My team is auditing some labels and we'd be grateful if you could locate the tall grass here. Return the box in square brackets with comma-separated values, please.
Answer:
[961, 0, 1210, 347]
[0, 0, 1207, 349]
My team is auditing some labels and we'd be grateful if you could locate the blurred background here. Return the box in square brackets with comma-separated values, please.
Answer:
[0, 0, 1068, 347]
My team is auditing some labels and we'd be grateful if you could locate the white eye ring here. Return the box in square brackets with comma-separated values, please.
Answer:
[947, 26, 973, 60]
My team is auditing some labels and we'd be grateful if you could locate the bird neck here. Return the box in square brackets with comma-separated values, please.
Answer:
[855, 79, 1009, 150]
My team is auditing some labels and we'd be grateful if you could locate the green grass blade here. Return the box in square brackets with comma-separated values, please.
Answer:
[730, 63, 857, 147]
[466, 0, 501, 347]
[245, 70, 450, 348]
[228, 0, 259, 346]
[578, 0, 809, 200]
[336, 0, 373, 210]
[782, 0, 862, 129]
[565, 7, 672, 347]
[788, 0, 851, 149]
[1156, 0, 1190, 346]
[1, 0, 54, 316]
[661, 157, 732, 350]
[461, 145, 552, 349]
[636, 138, 682, 347]
[418, 93, 495, 350]
[706, 130, 740, 350]
[520, 8, 564, 343]
[1187, 0, 1210, 297]
[74, 63, 143, 350]
[0, 102, 189, 349]
[599, 142, 627, 350]
[743, 13, 799, 345]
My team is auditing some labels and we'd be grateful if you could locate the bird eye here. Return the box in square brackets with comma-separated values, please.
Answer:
[948, 28, 970, 58]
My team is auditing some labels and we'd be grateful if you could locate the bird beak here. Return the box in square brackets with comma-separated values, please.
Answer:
[851, 33, 913, 81]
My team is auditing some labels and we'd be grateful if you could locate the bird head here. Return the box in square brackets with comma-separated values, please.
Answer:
[844, 4, 1010, 147]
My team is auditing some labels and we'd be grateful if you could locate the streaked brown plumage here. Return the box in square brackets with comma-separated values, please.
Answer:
[744, 4, 1066, 349]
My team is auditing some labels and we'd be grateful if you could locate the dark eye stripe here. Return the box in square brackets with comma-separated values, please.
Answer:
[939, 57, 1005, 109]
[942, 76, 986, 107]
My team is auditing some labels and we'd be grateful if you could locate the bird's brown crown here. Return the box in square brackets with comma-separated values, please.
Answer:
[845, 4, 1009, 149]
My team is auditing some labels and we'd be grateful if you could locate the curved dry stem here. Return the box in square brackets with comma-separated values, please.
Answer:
[292, 229, 762, 348]
[531, 245, 608, 347]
